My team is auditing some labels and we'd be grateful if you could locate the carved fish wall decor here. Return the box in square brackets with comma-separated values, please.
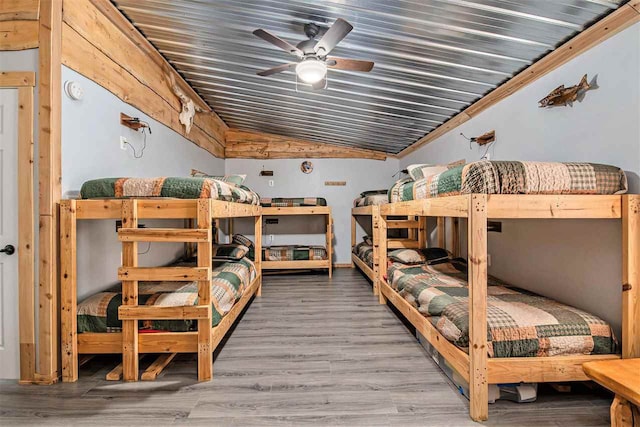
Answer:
[538, 74, 598, 108]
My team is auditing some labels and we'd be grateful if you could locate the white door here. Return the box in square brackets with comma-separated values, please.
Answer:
[0, 89, 19, 379]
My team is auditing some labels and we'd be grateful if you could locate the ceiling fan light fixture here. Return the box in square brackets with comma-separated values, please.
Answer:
[296, 58, 327, 84]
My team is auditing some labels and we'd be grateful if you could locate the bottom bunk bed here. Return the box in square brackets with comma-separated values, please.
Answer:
[262, 245, 332, 276]
[376, 192, 638, 422]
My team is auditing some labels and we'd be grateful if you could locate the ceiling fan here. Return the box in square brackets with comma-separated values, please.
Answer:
[253, 18, 374, 89]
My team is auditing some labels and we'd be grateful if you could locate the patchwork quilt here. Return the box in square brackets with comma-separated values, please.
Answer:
[261, 197, 327, 207]
[80, 177, 260, 204]
[353, 242, 374, 268]
[77, 258, 256, 333]
[389, 160, 628, 202]
[387, 261, 617, 358]
[263, 245, 328, 261]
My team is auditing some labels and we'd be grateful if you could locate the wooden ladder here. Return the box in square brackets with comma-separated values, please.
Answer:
[118, 199, 213, 381]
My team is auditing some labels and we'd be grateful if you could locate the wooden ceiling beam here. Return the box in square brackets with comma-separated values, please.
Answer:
[398, 3, 640, 158]
[0, 0, 40, 21]
[0, 20, 39, 50]
[225, 129, 388, 160]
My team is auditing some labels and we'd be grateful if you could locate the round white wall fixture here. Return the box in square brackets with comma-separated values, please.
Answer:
[64, 80, 84, 100]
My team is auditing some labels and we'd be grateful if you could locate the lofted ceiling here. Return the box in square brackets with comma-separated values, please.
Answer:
[113, 0, 624, 154]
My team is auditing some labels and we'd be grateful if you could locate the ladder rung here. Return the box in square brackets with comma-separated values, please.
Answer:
[118, 305, 211, 320]
[118, 267, 211, 281]
[118, 228, 211, 243]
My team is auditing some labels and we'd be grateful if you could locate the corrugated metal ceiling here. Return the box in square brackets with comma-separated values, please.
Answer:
[113, 0, 623, 154]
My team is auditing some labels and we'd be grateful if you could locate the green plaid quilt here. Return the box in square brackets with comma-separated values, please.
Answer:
[388, 261, 617, 358]
[353, 242, 374, 268]
[80, 177, 260, 204]
[389, 160, 628, 202]
[260, 197, 327, 207]
[263, 245, 328, 261]
[77, 258, 256, 333]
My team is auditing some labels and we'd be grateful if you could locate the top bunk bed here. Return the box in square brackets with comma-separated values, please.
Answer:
[382, 160, 629, 219]
[260, 197, 331, 215]
[74, 176, 262, 219]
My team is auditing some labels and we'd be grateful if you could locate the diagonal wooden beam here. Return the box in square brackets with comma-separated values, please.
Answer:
[225, 129, 389, 160]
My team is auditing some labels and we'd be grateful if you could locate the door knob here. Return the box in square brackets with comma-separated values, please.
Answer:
[0, 245, 15, 255]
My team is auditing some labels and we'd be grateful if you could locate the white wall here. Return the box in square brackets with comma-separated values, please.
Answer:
[399, 22, 640, 337]
[61, 66, 225, 299]
[225, 158, 400, 264]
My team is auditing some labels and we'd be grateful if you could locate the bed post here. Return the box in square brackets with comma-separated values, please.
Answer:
[372, 206, 381, 295]
[437, 217, 446, 248]
[60, 200, 77, 382]
[327, 212, 333, 278]
[378, 214, 388, 305]
[450, 218, 460, 257]
[418, 216, 427, 249]
[121, 200, 139, 381]
[197, 199, 213, 381]
[254, 213, 263, 296]
[351, 214, 356, 268]
[468, 194, 488, 421]
[622, 194, 640, 358]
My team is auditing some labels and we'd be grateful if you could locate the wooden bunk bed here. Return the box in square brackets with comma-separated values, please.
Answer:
[261, 205, 333, 277]
[351, 204, 426, 294]
[60, 198, 262, 383]
[377, 193, 639, 421]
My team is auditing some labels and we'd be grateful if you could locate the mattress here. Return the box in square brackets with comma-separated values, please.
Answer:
[80, 177, 260, 204]
[263, 245, 328, 261]
[387, 260, 617, 358]
[353, 242, 374, 268]
[389, 160, 628, 202]
[261, 197, 327, 207]
[353, 194, 388, 207]
[77, 258, 256, 333]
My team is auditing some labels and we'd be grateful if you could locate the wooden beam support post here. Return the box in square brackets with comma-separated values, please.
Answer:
[622, 194, 640, 358]
[254, 214, 262, 296]
[350, 214, 356, 268]
[59, 200, 77, 382]
[326, 213, 333, 278]
[418, 216, 427, 249]
[468, 194, 488, 421]
[37, 0, 62, 383]
[197, 199, 213, 381]
[378, 215, 388, 305]
[17, 84, 35, 383]
[121, 200, 139, 381]
[371, 206, 381, 295]
[437, 217, 446, 249]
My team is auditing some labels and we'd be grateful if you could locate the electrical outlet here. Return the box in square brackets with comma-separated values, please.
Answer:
[269, 234, 274, 243]
[120, 136, 128, 150]
[268, 179, 274, 187]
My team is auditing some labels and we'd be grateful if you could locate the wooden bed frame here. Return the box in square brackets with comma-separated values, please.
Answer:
[376, 194, 640, 422]
[351, 205, 426, 294]
[261, 206, 333, 278]
[59, 198, 262, 383]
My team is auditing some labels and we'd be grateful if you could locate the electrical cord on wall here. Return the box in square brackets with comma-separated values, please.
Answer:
[138, 242, 152, 255]
[123, 120, 152, 159]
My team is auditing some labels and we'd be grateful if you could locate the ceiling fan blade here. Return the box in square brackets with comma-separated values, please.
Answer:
[314, 18, 353, 56]
[327, 57, 374, 72]
[253, 29, 303, 56]
[256, 62, 297, 77]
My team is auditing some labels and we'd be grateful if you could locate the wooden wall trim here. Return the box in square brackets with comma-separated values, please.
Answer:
[61, 0, 226, 156]
[0, 0, 40, 21]
[225, 129, 388, 160]
[0, 73, 37, 383]
[37, 0, 62, 384]
[0, 20, 39, 50]
[0, 71, 36, 86]
[398, 4, 640, 158]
